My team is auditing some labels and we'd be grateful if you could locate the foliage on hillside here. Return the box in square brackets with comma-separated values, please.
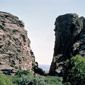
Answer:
[12, 70, 63, 85]
[0, 70, 63, 85]
[64, 55, 85, 85]
[0, 55, 85, 85]
[0, 73, 13, 85]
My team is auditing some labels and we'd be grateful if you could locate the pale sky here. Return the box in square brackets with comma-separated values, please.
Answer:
[0, 0, 85, 65]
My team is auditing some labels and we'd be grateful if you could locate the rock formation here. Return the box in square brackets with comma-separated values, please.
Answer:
[0, 11, 35, 73]
[49, 13, 85, 75]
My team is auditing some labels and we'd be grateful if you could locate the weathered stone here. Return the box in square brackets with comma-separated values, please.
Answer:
[49, 13, 85, 75]
[0, 11, 35, 72]
[33, 62, 46, 75]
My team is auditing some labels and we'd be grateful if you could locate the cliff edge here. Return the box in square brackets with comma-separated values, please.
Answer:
[49, 13, 85, 75]
[0, 12, 35, 73]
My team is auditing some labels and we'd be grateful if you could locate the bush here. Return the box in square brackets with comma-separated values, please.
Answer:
[12, 70, 34, 85]
[0, 70, 64, 85]
[64, 55, 85, 85]
[13, 70, 47, 85]
[33, 75, 46, 85]
[12, 70, 63, 85]
[45, 76, 63, 85]
[0, 73, 13, 85]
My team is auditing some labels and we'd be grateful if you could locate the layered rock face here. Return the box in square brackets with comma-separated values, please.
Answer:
[49, 13, 85, 75]
[0, 12, 35, 72]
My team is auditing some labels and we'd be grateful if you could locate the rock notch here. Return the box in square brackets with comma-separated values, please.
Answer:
[49, 13, 85, 75]
[0, 11, 35, 73]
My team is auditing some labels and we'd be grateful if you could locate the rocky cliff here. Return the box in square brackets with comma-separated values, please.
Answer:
[0, 12, 35, 72]
[49, 13, 85, 75]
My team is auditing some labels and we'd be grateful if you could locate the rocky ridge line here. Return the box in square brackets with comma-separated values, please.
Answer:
[0, 11, 35, 73]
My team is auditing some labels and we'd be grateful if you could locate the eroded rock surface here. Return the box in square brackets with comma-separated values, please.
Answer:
[49, 13, 85, 75]
[0, 12, 35, 72]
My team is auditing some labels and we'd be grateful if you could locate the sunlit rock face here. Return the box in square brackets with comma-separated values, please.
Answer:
[49, 13, 85, 75]
[0, 12, 35, 72]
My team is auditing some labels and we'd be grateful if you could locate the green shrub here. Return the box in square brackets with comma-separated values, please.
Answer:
[64, 55, 85, 85]
[45, 76, 63, 85]
[15, 70, 32, 77]
[13, 70, 47, 85]
[12, 70, 63, 85]
[0, 73, 13, 85]
[12, 70, 33, 85]
[33, 75, 46, 85]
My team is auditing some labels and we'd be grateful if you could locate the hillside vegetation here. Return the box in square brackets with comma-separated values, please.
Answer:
[0, 55, 85, 85]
